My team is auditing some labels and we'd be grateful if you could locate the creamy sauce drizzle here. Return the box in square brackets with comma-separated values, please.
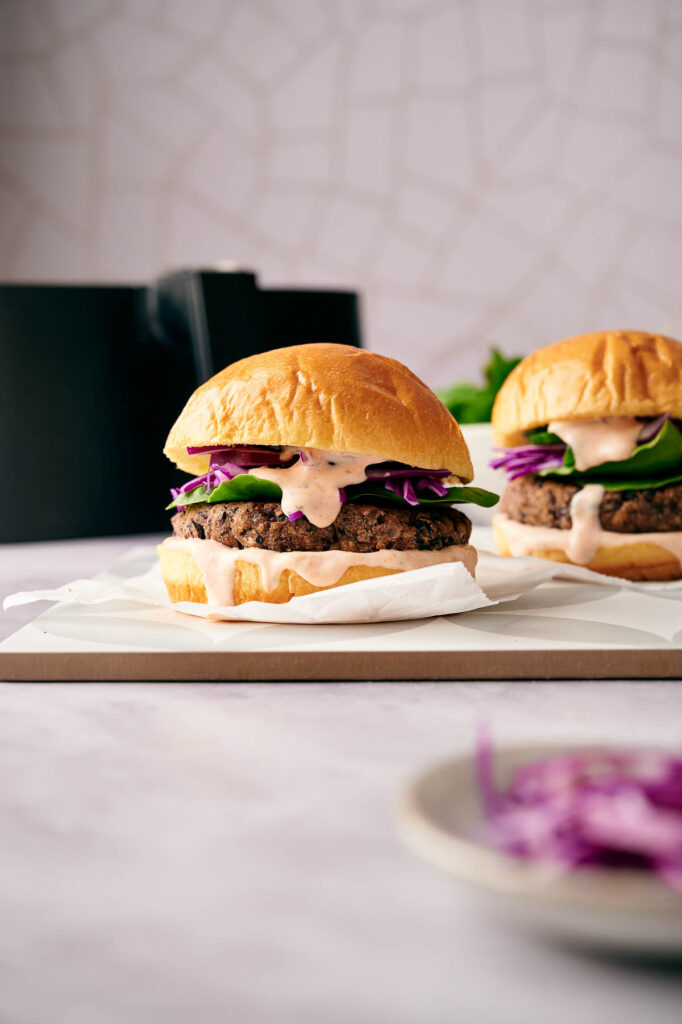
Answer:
[566, 484, 605, 563]
[249, 449, 376, 528]
[494, 511, 682, 568]
[548, 417, 642, 471]
[162, 537, 477, 606]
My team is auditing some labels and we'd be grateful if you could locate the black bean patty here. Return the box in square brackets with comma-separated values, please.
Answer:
[500, 475, 682, 532]
[172, 501, 471, 552]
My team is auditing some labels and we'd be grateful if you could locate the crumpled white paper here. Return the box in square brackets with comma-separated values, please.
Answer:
[4, 544, 680, 625]
[549, 563, 682, 592]
[3, 547, 558, 625]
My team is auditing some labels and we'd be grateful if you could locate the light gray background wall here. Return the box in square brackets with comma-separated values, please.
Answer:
[1, 0, 681, 385]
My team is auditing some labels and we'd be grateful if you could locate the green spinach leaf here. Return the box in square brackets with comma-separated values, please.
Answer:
[540, 419, 682, 491]
[437, 348, 521, 424]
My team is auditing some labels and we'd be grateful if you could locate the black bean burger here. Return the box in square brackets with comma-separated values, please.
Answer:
[159, 343, 497, 606]
[491, 330, 682, 581]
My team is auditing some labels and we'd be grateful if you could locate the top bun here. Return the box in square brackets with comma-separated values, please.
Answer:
[492, 330, 682, 447]
[164, 343, 473, 481]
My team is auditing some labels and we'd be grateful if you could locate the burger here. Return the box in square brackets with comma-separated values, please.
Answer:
[158, 343, 497, 606]
[490, 330, 682, 581]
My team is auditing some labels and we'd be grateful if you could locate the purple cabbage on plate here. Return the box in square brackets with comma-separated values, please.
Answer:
[476, 730, 682, 890]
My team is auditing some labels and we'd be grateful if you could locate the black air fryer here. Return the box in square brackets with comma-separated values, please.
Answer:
[0, 269, 362, 543]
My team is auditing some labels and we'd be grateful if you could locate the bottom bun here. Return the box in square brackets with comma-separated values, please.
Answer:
[493, 517, 681, 582]
[159, 545, 400, 605]
[158, 538, 477, 606]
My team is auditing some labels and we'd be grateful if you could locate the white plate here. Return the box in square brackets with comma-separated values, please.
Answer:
[397, 745, 682, 955]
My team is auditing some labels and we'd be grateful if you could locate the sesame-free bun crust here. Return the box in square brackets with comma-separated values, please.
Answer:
[159, 543, 406, 605]
[492, 331, 682, 447]
[164, 343, 473, 481]
[493, 519, 681, 582]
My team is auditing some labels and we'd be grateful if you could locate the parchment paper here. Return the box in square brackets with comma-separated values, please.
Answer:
[6, 542, 680, 625]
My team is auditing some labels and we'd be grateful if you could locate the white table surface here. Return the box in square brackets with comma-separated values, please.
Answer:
[1, 535, 682, 1024]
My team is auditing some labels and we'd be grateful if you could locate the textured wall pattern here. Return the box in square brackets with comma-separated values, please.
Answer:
[1, 0, 681, 385]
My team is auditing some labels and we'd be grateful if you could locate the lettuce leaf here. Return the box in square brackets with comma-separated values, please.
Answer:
[167, 475, 499, 511]
[437, 349, 521, 424]
[167, 474, 281, 510]
[540, 419, 682, 491]
[525, 427, 563, 446]
[345, 482, 499, 508]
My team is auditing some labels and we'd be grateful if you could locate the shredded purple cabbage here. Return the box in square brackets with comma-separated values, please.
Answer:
[638, 413, 669, 443]
[416, 478, 449, 497]
[170, 454, 246, 510]
[475, 730, 682, 889]
[171, 449, 454, 513]
[366, 463, 450, 480]
[489, 445, 566, 480]
[490, 416, 670, 481]
[371, 463, 451, 505]
[186, 445, 293, 466]
[385, 477, 419, 505]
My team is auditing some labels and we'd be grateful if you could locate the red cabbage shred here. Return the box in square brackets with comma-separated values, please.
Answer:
[171, 449, 453, 512]
[476, 732, 682, 890]
[490, 416, 669, 481]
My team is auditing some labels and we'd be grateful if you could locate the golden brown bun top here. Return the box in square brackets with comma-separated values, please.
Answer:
[164, 343, 473, 480]
[492, 330, 682, 446]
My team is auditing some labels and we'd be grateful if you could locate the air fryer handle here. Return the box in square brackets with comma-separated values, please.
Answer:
[145, 269, 265, 384]
[147, 267, 363, 385]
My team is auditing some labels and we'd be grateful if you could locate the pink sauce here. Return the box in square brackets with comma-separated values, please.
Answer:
[566, 484, 606, 563]
[249, 449, 376, 528]
[548, 417, 642, 471]
[162, 537, 477, 606]
[494, 507, 682, 568]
